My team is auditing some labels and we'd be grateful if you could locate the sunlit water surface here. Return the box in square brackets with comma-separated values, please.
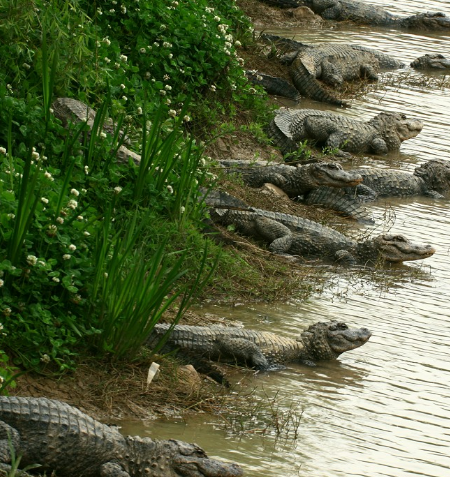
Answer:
[120, 2, 450, 476]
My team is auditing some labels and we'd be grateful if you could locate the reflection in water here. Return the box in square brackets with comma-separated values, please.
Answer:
[121, 3, 450, 476]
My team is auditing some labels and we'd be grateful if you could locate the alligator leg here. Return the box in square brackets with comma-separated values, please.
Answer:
[216, 337, 269, 369]
[370, 137, 389, 154]
[360, 64, 379, 81]
[253, 217, 294, 253]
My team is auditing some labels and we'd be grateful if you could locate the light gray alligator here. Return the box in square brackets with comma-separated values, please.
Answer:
[210, 206, 435, 265]
[220, 159, 370, 221]
[268, 108, 423, 156]
[266, 0, 450, 30]
[289, 44, 404, 106]
[147, 321, 371, 369]
[52, 97, 141, 165]
[411, 54, 450, 70]
[0, 396, 243, 477]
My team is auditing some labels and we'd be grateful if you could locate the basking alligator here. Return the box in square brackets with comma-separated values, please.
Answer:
[263, 1, 450, 30]
[268, 108, 423, 156]
[211, 206, 435, 265]
[147, 321, 371, 369]
[289, 44, 404, 106]
[246, 70, 301, 102]
[411, 54, 450, 70]
[0, 396, 243, 477]
[220, 159, 370, 221]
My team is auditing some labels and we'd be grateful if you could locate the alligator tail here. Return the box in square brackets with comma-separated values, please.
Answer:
[289, 59, 349, 107]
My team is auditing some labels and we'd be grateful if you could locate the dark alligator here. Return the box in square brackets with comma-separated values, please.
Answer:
[220, 159, 370, 221]
[210, 206, 435, 265]
[263, 1, 450, 31]
[289, 44, 404, 106]
[147, 321, 371, 369]
[268, 108, 423, 156]
[246, 70, 301, 102]
[0, 396, 243, 477]
[411, 54, 450, 70]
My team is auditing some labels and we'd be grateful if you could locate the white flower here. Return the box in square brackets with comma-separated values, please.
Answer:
[163, 42, 172, 48]
[70, 188, 80, 197]
[121, 5, 127, 13]
[63, 254, 71, 260]
[77, 215, 84, 220]
[67, 199, 78, 210]
[183, 115, 191, 122]
[27, 255, 38, 266]
[210, 85, 217, 92]
[104, 272, 108, 278]
[114, 186, 122, 194]
[165, 84, 172, 91]
[84, 165, 89, 174]
[0, 147, 6, 155]
[83, 231, 91, 236]
[167, 185, 174, 194]
[168, 109, 177, 118]
[163, 74, 170, 80]
[3, 308, 11, 316]
[104, 57, 111, 63]
[180, 206, 185, 213]
[44, 171, 53, 180]
[235, 40, 242, 47]
[122, 96, 128, 101]
[160, 24, 167, 30]
[48, 224, 58, 233]
[40, 354, 51, 363]
[52, 277, 60, 283]
[214, 15, 220, 21]
[120, 54, 128, 62]
[120, 83, 126, 89]
[32, 151, 40, 160]
[38, 261, 45, 266]
[56, 217, 64, 224]
[41, 197, 49, 204]
[168, 53, 173, 59]
[159, 90, 167, 96]
[139, 47, 146, 53]
[69, 244, 76, 251]
[137, 107, 143, 115]
[0, 279, 4, 288]
[7, 213, 15, 219]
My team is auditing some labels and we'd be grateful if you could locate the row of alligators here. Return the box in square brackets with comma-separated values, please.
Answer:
[2, 1, 448, 476]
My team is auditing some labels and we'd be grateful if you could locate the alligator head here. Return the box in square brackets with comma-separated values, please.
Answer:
[411, 54, 450, 70]
[300, 321, 371, 360]
[371, 234, 436, 262]
[370, 112, 423, 150]
[414, 159, 450, 195]
[305, 162, 363, 189]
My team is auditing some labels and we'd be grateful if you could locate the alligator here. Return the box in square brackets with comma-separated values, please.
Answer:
[261, 1, 450, 31]
[268, 108, 423, 156]
[0, 396, 243, 477]
[210, 206, 435, 265]
[411, 54, 450, 70]
[147, 321, 372, 369]
[246, 70, 301, 102]
[220, 159, 370, 221]
[289, 44, 404, 106]
[52, 97, 141, 165]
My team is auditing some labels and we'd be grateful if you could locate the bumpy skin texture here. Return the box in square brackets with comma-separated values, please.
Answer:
[270, 108, 423, 156]
[0, 397, 243, 477]
[290, 44, 404, 106]
[211, 206, 435, 265]
[147, 321, 371, 369]
[300, 0, 450, 30]
[52, 98, 141, 165]
[411, 54, 450, 70]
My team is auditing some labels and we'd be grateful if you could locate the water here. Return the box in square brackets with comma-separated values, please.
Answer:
[121, 2, 450, 476]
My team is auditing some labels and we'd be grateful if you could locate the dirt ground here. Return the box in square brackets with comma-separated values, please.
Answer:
[9, 0, 342, 422]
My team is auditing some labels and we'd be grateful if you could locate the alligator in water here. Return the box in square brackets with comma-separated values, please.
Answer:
[260, 1, 450, 30]
[210, 205, 435, 265]
[411, 54, 450, 70]
[289, 44, 404, 106]
[0, 396, 243, 477]
[220, 159, 370, 221]
[268, 108, 423, 156]
[147, 321, 371, 369]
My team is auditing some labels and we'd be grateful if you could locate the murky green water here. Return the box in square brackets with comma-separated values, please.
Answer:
[121, 2, 450, 476]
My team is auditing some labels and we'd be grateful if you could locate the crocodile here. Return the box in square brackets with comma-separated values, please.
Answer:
[210, 206, 435, 265]
[263, 1, 450, 31]
[268, 108, 423, 156]
[0, 396, 243, 477]
[289, 44, 404, 106]
[52, 97, 141, 165]
[411, 54, 450, 70]
[220, 159, 370, 221]
[147, 321, 372, 369]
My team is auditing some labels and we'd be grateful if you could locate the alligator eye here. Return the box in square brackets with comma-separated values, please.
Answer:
[393, 235, 407, 242]
[401, 114, 407, 120]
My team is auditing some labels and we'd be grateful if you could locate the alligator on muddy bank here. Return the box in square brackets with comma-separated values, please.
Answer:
[147, 321, 372, 369]
[260, 0, 450, 30]
[0, 396, 243, 477]
[210, 205, 436, 265]
[268, 108, 423, 156]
